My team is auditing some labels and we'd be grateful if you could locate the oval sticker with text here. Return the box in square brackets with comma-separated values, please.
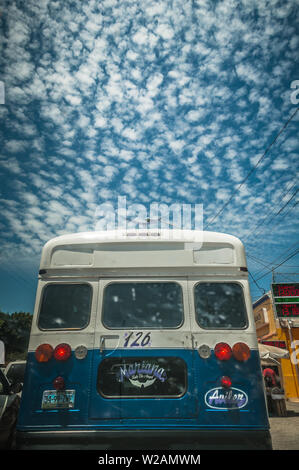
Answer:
[205, 387, 248, 410]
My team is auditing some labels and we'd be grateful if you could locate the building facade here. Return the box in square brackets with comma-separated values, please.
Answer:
[253, 292, 299, 401]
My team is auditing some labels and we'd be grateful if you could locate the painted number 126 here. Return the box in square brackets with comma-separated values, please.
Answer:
[124, 332, 151, 348]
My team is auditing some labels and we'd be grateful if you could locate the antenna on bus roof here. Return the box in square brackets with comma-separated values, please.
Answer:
[126, 215, 180, 230]
[144, 217, 178, 228]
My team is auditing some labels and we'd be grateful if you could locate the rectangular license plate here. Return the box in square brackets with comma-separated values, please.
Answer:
[41, 390, 75, 409]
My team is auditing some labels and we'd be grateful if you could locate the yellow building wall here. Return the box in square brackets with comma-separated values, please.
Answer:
[276, 327, 299, 400]
[253, 295, 299, 400]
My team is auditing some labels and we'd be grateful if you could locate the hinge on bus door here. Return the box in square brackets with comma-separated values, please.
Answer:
[100, 335, 120, 353]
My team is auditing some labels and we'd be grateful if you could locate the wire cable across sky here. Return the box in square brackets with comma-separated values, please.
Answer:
[205, 106, 299, 229]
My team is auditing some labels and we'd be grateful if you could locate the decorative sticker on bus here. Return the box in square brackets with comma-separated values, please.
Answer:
[97, 357, 187, 397]
[205, 387, 248, 410]
[117, 361, 167, 388]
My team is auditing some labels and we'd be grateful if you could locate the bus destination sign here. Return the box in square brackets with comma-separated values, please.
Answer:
[272, 283, 299, 319]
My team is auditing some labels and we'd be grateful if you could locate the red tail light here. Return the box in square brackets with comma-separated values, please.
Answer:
[35, 344, 53, 363]
[54, 343, 71, 361]
[221, 376, 232, 388]
[53, 376, 65, 390]
[214, 342, 232, 361]
[232, 342, 251, 361]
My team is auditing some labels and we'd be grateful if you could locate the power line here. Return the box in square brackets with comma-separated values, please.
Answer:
[249, 240, 299, 277]
[273, 250, 299, 268]
[279, 266, 299, 268]
[243, 181, 297, 242]
[256, 248, 299, 281]
[275, 188, 298, 216]
[205, 106, 299, 229]
[272, 272, 299, 283]
[244, 180, 296, 240]
[274, 272, 299, 278]
[277, 199, 298, 221]
[247, 253, 272, 269]
[255, 242, 299, 278]
[255, 247, 299, 279]
[248, 270, 266, 295]
[252, 188, 298, 240]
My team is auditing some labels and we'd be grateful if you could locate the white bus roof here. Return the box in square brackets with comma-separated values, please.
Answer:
[39, 230, 247, 272]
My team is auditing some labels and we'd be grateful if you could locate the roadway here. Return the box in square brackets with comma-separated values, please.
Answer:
[269, 401, 299, 450]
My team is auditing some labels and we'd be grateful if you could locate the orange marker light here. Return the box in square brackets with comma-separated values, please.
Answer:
[232, 342, 251, 362]
[35, 344, 53, 363]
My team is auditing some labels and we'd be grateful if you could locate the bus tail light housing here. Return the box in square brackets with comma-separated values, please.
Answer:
[35, 344, 53, 363]
[221, 376, 232, 388]
[233, 342, 251, 361]
[214, 342, 232, 361]
[54, 343, 72, 361]
[53, 376, 65, 390]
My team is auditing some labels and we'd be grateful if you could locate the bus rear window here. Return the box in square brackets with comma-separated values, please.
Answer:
[97, 357, 187, 398]
[102, 282, 183, 329]
[194, 282, 247, 329]
[38, 284, 92, 329]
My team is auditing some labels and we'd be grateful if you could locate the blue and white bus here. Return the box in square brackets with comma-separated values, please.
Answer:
[16, 229, 272, 449]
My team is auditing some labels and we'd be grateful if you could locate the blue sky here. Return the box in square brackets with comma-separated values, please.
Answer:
[0, 0, 298, 313]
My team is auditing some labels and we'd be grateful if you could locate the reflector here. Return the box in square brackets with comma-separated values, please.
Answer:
[74, 345, 88, 360]
[198, 344, 211, 359]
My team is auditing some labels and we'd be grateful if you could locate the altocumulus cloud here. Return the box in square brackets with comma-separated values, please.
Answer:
[0, 0, 298, 309]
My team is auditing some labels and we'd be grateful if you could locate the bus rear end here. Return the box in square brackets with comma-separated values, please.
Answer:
[16, 230, 272, 450]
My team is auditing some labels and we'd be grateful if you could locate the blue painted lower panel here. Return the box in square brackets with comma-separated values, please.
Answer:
[17, 349, 269, 432]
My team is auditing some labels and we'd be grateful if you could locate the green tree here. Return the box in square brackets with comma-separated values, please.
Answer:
[0, 311, 32, 363]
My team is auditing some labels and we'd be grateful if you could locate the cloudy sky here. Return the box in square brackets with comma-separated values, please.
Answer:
[0, 0, 298, 313]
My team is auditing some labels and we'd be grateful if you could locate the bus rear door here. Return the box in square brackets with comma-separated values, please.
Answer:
[88, 278, 198, 422]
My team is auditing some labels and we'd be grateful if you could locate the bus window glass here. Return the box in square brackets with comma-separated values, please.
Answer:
[38, 284, 92, 329]
[194, 282, 247, 329]
[102, 282, 183, 329]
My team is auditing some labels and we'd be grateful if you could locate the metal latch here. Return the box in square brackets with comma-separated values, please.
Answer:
[100, 335, 119, 353]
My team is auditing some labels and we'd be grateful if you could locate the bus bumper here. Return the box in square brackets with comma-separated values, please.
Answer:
[16, 429, 272, 450]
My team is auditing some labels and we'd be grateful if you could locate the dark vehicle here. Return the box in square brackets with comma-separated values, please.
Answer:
[5, 361, 26, 389]
[0, 369, 22, 449]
